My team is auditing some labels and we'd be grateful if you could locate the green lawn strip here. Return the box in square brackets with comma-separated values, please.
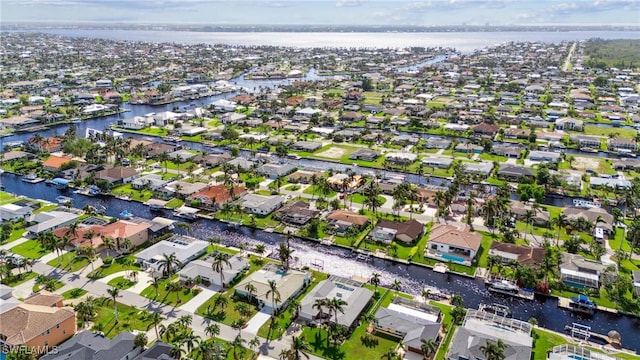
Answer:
[165, 198, 184, 208]
[197, 292, 259, 326]
[61, 288, 88, 300]
[0, 191, 18, 205]
[33, 279, 64, 293]
[33, 204, 59, 214]
[10, 239, 50, 259]
[89, 298, 155, 338]
[346, 193, 386, 205]
[0, 271, 37, 286]
[5, 226, 27, 243]
[303, 185, 337, 198]
[140, 275, 201, 307]
[582, 125, 636, 139]
[531, 328, 568, 360]
[107, 276, 136, 290]
[87, 255, 140, 279]
[428, 301, 457, 360]
[111, 184, 154, 202]
[257, 271, 329, 339]
[550, 287, 621, 309]
[47, 252, 90, 272]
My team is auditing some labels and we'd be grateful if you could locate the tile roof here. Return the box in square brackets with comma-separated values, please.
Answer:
[429, 224, 482, 252]
[0, 303, 75, 346]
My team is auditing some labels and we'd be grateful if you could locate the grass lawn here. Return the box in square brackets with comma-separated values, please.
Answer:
[61, 288, 88, 300]
[47, 252, 90, 272]
[583, 125, 637, 139]
[0, 271, 37, 287]
[87, 255, 140, 279]
[303, 185, 337, 198]
[0, 191, 18, 205]
[347, 193, 386, 205]
[165, 198, 184, 209]
[531, 328, 568, 360]
[197, 292, 259, 326]
[33, 279, 64, 293]
[107, 276, 136, 290]
[3, 226, 27, 243]
[11, 239, 50, 259]
[258, 271, 329, 339]
[34, 204, 59, 213]
[111, 184, 154, 202]
[140, 276, 201, 307]
[89, 298, 155, 338]
[550, 287, 620, 310]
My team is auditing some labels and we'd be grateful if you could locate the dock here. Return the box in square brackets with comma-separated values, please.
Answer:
[487, 286, 535, 300]
[557, 297, 617, 314]
[433, 263, 448, 273]
[564, 323, 622, 348]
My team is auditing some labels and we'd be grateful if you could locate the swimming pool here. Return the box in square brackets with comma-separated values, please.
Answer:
[568, 355, 588, 360]
[441, 253, 465, 263]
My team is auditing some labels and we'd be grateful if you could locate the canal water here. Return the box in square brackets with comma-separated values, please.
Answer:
[1, 171, 639, 351]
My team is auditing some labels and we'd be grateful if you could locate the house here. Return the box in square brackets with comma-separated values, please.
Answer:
[53, 219, 152, 250]
[256, 163, 297, 179]
[135, 235, 208, 275]
[503, 128, 530, 139]
[374, 298, 442, 356]
[425, 224, 482, 266]
[235, 263, 309, 313]
[455, 143, 483, 153]
[509, 201, 550, 226]
[447, 310, 532, 360]
[555, 117, 584, 131]
[570, 135, 601, 148]
[492, 145, 522, 158]
[461, 161, 493, 176]
[178, 252, 249, 289]
[211, 99, 237, 112]
[42, 155, 73, 172]
[489, 242, 546, 266]
[589, 176, 631, 190]
[529, 150, 562, 162]
[548, 345, 619, 360]
[423, 137, 452, 149]
[274, 201, 320, 226]
[326, 173, 364, 191]
[28, 137, 63, 153]
[559, 252, 612, 289]
[391, 135, 420, 146]
[168, 149, 197, 162]
[497, 164, 535, 181]
[193, 153, 232, 167]
[131, 174, 169, 191]
[291, 141, 322, 152]
[27, 211, 80, 236]
[421, 156, 453, 169]
[607, 137, 638, 153]
[367, 219, 424, 245]
[287, 170, 322, 184]
[349, 148, 380, 161]
[342, 111, 365, 122]
[563, 206, 614, 234]
[164, 181, 209, 198]
[238, 193, 285, 215]
[186, 185, 247, 209]
[299, 276, 373, 328]
[95, 166, 139, 185]
[219, 112, 247, 124]
[385, 152, 417, 165]
[40, 331, 143, 360]
[473, 123, 500, 137]
[633, 271, 640, 297]
[326, 210, 369, 234]
[0, 203, 33, 222]
[226, 158, 255, 172]
[0, 291, 76, 354]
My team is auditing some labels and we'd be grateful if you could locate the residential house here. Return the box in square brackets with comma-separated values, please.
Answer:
[186, 185, 247, 209]
[95, 166, 139, 185]
[291, 141, 322, 152]
[27, 211, 80, 236]
[563, 206, 614, 234]
[42, 155, 73, 173]
[633, 271, 640, 297]
[326, 173, 364, 191]
[421, 156, 454, 169]
[219, 112, 247, 124]
[40, 331, 144, 360]
[28, 137, 63, 153]
[425, 224, 482, 266]
[473, 123, 500, 137]
[238, 193, 285, 216]
[326, 210, 369, 234]
[455, 143, 483, 154]
[342, 111, 365, 122]
[53, 219, 152, 250]
[0, 291, 76, 354]
[607, 138, 638, 153]
[489, 242, 546, 266]
[548, 345, 619, 360]
[193, 153, 232, 167]
[235, 263, 309, 314]
[423, 137, 452, 149]
[374, 298, 442, 356]
[367, 219, 424, 245]
[497, 164, 535, 181]
[349, 148, 380, 161]
[385, 152, 417, 165]
[559, 252, 612, 289]
[461, 161, 494, 177]
[178, 253, 249, 289]
[447, 310, 532, 360]
[570, 135, 601, 148]
[529, 150, 562, 162]
[503, 128, 530, 139]
[274, 201, 320, 226]
[391, 135, 420, 146]
[589, 176, 632, 190]
[0, 203, 33, 222]
[226, 158, 256, 172]
[555, 117, 584, 131]
[135, 235, 208, 275]
[492, 145, 522, 158]
[131, 174, 169, 191]
[256, 163, 297, 179]
[299, 276, 373, 328]
[287, 170, 322, 184]
[509, 201, 550, 226]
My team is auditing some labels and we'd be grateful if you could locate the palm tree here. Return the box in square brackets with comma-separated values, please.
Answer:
[211, 252, 231, 288]
[523, 210, 534, 242]
[552, 213, 568, 246]
[180, 331, 202, 354]
[254, 244, 266, 256]
[244, 283, 257, 303]
[148, 276, 161, 297]
[479, 339, 507, 360]
[266, 279, 281, 317]
[149, 312, 164, 341]
[420, 338, 437, 359]
[102, 236, 115, 258]
[107, 286, 120, 322]
[450, 294, 464, 307]
[381, 347, 399, 360]
[134, 332, 148, 349]
[312, 298, 328, 320]
[231, 334, 246, 360]
[277, 242, 294, 268]
[79, 246, 97, 271]
[205, 323, 221, 338]
[391, 279, 402, 291]
[289, 335, 312, 360]
[165, 281, 183, 304]
[157, 252, 182, 278]
[248, 337, 261, 354]
[157, 151, 170, 174]
[74, 296, 97, 325]
[328, 297, 348, 325]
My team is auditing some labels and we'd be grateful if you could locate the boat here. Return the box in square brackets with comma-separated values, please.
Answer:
[86, 204, 107, 214]
[163, 136, 183, 144]
[119, 210, 133, 219]
[70, 118, 82, 124]
[580, 147, 599, 153]
[479, 303, 512, 317]
[568, 295, 597, 315]
[174, 205, 198, 220]
[487, 279, 519, 294]
[21, 174, 44, 183]
[55, 196, 73, 205]
[573, 198, 601, 209]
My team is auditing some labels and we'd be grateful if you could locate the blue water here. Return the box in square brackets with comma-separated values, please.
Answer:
[441, 253, 465, 263]
[568, 355, 589, 360]
[0, 353, 6, 360]
[564, 281, 588, 289]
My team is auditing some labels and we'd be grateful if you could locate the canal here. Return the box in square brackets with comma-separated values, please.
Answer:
[1, 171, 639, 351]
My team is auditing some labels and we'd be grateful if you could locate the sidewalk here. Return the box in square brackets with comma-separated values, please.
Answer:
[0, 236, 29, 250]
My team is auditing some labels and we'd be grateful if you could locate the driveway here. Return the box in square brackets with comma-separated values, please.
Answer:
[244, 310, 271, 334]
[179, 287, 217, 313]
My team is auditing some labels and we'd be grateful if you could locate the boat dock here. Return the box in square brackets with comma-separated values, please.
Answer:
[564, 323, 622, 348]
[558, 296, 617, 314]
[487, 286, 535, 300]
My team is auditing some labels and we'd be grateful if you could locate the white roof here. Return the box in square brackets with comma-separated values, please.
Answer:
[388, 303, 439, 323]
[560, 268, 600, 281]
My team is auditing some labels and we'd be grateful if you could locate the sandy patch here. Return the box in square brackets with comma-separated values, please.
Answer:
[317, 146, 350, 158]
[571, 156, 600, 171]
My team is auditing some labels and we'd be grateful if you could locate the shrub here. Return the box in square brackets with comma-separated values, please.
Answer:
[103, 257, 114, 265]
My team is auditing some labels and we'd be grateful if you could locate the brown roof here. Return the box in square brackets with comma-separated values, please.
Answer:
[0, 304, 75, 346]
[23, 291, 63, 307]
[428, 224, 481, 252]
[489, 242, 546, 266]
[187, 185, 246, 205]
[42, 155, 73, 169]
[327, 210, 369, 227]
[375, 219, 424, 241]
[96, 166, 138, 181]
[473, 122, 500, 135]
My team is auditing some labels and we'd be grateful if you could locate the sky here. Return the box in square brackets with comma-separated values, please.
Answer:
[1, 0, 639, 26]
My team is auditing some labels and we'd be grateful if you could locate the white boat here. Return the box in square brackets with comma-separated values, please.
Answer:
[21, 174, 44, 183]
[119, 210, 133, 219]
[573, 199, 601, 209]
[55, 196, 73, 204]
[488, 280, 519, 294]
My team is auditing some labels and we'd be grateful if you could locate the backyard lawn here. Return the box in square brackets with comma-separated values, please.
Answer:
[11, 239, 50, 259]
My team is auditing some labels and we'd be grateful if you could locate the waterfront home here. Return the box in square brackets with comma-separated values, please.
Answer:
[367, 219, 424, 245]
[164, 181, 209, 198]
[211, 99, 237, 112]
[326, 210, 369, 234]
[385, 152, 418, 165]
[238, 193, 285, 216]
[425, 224, 481, 266]
[186, 185, 246, 209]
[95, 166, 139, 185]
[559, 252, 612, 289]
[0, 291, 76, 353]
[607, 137, 638, 153]
[633, 271, 640, 297]
[299, 276, 373, 328]
[121, 116, 154, 130]
[28, 136, 63, 153]
[42, 155, 73, 173]
[570, 135, 601, 148]
[488, 242, 546, 267]
[226, 158, 256, 172]
[497, 164, 535, 181]
[39, 330, 157, 360]
[563, 206, 614, 235]
[492, 145, 522, 158]
[287, 170, 322, 184]
[326, 173, 364, 191]
[423, 136, 451, 149]
[178, 253, 249, 290]
[219, 112, 247, 124]
[390, 134, 420, 146]
[503, 128, 529, 139]
[349, 148, 380, 161]
[374, 298, 442, 357]
[131, 174, 169, 191]
[168, 149, 197, 162]
[235, 263, 309, 314]
[0, 203, 33, 222]
[529, 150, 562, 163]
[145, 142, 176, 157]
[548, 345, 619, 360]
[0, 115, 39, 130]
[193, 153, 232, 167]
[53, 219, 152, 250]
[135, 235, 208, 275]
[461, 161, 493, 177]
[555, 117, 584, 131]
[421, 155, 454, 169]
[589, 176, 632, 190]
[509, 201, 550, 226]
[473, 122, 500, 137]
[27, 210, 80, 236]
[612, 158, 640, 171]
[455, 143, 483, 154]
[274, 200, 320, 226]
[447, 310, 532, 360]
[291, 141, 322, 152]
[256, 163, 297, 179]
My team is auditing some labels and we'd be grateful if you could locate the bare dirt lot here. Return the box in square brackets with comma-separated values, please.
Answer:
[316, 146, 351, 158]
[572, 156, 601, 171]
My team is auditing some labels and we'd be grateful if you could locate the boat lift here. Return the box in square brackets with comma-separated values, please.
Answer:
[566, 323, 591, 340]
